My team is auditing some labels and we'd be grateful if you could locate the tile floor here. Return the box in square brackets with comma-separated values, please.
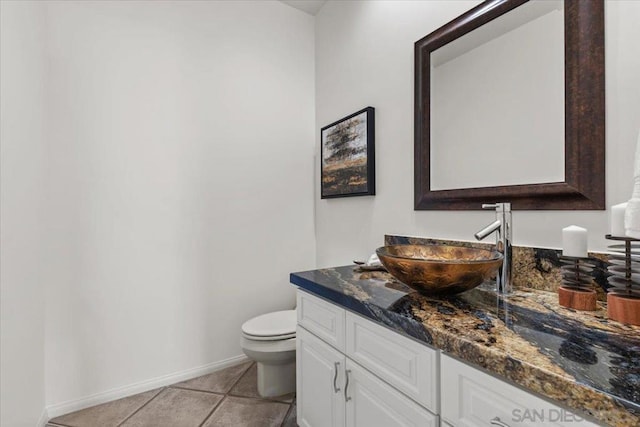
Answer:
[47, 361, 297, 427]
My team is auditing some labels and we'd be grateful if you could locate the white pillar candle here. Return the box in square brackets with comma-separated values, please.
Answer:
[562, 225, 588, 258]
[611, 202, 628, 237]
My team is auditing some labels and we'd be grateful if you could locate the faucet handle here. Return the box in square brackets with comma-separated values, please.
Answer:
[482, 203, 511, 212]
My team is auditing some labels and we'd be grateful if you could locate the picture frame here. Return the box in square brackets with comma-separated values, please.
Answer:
[321, 107, 375, 199]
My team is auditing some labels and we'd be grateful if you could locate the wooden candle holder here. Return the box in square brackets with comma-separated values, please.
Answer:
[605, 234, 640, 325]
[558, 286, 597, 311]
[558, 256, 597, 311]
[607, 293, 640, 326]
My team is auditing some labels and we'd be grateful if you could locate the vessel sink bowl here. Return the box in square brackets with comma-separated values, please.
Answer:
[376, 244, 503, 295]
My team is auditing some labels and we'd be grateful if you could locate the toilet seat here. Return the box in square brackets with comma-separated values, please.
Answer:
[241, 335, 296, 353]
[241, 310, 296, 341]
[242, 331, 296, 341]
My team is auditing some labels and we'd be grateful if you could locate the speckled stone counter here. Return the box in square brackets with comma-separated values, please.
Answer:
[290, 266, 640, 426]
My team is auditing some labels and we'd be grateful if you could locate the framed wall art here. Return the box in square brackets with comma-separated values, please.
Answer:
[321, 106, 375, 198]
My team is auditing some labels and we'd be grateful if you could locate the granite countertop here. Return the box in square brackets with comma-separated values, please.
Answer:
[290, 266, 640, 427]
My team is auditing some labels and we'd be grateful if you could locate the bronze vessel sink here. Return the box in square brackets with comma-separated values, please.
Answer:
[376, 244, 503, 296]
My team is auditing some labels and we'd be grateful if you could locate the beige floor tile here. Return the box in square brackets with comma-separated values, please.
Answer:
[173, 361, 252, 394]
[202, 396, 289, 427]
[47, 388, 161, 427]
[229, 363, 294, 403]
[120, 388, 222, 427]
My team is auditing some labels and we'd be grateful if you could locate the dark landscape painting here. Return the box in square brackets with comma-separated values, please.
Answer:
[321, 107, 375, 198]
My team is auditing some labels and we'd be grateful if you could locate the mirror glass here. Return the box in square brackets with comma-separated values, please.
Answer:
[430, 0, 564, 190]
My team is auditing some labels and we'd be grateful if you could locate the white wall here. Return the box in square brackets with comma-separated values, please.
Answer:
[37, 0, 315, 410]
[315, 0, 640, 267]
[0, 1, 48, 426]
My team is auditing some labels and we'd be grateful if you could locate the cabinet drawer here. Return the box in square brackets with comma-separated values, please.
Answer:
[441, 355, 598, 427]
[297, 290, 345, 351]
[345, 311, 439, 413]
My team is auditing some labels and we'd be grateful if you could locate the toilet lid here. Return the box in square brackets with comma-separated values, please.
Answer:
[242, 310, 296, 338]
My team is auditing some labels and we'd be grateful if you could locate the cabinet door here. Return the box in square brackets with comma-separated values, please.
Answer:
[346, 311, 439, 412]
[344, 360, 438, 427]
[297, 326, 345, 427]
[441, 355, 598, 427]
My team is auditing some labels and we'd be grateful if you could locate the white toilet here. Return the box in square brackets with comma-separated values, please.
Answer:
[240, 310, 296, 397]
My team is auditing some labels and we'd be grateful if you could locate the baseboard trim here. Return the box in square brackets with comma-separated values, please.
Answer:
[37, 408, 49, 427]
[44, 354, 249, 421]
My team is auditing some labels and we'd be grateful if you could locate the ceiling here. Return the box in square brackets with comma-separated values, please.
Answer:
[280, 0, 327, 16]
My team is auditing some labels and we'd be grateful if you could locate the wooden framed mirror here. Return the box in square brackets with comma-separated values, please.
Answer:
[414, 0, 604, 210]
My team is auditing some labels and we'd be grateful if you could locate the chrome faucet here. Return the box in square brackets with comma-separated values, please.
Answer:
[475, 203, 512, 295]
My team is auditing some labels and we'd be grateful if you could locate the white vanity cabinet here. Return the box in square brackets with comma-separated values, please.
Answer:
[296, 290, 439, 427]
[296, 289, 598, 427]
[441, 355, 598, 427]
